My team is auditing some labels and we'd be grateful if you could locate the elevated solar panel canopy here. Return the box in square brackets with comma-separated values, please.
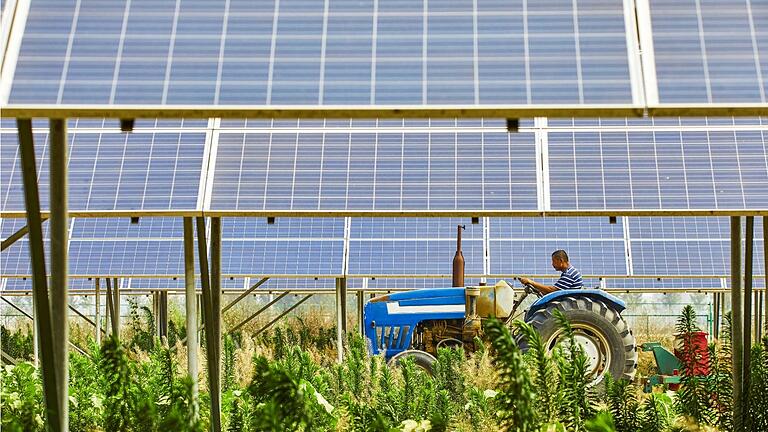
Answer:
[1, 0, 767, 118]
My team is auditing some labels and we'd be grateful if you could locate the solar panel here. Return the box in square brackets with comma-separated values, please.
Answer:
[547, 129, 768, 209]
[1, 131, 206, 211]
[650, 0, 768, 103]
[209, 131, 538, 211]
[8, 0, 637, 106]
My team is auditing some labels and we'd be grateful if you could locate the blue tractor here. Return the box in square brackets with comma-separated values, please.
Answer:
[363, 226, 637, 387]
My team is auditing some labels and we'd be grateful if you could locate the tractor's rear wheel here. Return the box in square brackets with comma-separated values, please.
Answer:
[387, 350, 437, 375]
[522, 296, 637, 387]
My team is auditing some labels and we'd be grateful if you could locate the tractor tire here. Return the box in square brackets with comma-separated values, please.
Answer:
[521, 296, 637, 388]
[387, 350, 437, 375]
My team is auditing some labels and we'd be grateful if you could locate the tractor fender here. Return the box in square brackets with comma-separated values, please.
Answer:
[524, 289, 626, 322]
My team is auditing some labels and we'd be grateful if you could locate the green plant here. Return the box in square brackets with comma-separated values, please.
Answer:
[0, 362, 44, 432]
[484, 318, 537, 432]
[603, 376, 640, 432]
[747, 342, 768, 430]
[100, 336, 135, 431]
[640, 392, 673, 432]
[513, 320, 558, 426]
[0, 325, 34, 363]
[552, 309, 594, 431]
[673, 305, 710, 425]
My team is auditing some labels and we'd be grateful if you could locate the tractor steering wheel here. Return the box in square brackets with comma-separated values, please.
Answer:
[519, 279, 543, 299]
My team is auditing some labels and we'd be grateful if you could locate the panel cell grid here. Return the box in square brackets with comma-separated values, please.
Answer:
[9, 0, 635, 106]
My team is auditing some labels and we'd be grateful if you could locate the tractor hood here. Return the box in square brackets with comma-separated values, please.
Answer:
[369, 288, 466, 312]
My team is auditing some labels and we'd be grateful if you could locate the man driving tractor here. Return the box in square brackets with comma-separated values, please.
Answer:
[518, 249, 583, 294]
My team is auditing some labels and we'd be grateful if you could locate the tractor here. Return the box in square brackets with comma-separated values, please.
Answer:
[363, 225, 638, 387]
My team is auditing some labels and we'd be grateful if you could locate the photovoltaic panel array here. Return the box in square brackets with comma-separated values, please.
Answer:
[1, 131, 206, 211]
[650, 0, 768, 103]
[547, 129, 768, 209]
[209, 131, 538, 211]
[8, 0, 635, 106]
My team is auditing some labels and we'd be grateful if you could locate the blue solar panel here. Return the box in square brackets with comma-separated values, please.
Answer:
[489, 217, 623, 239]
[548, 130, 768, 209]
[222, 240, 344, 275]
[1, 131, 206, 211]
[9, 0, 635, 105]
[650, 0, 768, 103]
[209, 131, 538, 210]
[489, 239, 627, 275]
[348, 239, 484, 275]
[351, 217, 483, 240]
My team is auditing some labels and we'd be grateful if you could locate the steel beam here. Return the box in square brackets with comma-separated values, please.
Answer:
[731, 216, 744, 431]
[183, 217, 199, 405]
[196, 217, 221, 432]
[357, 290, 365, 335]
[0, 218, 46, 251]
[210, 217, 222, 429]
[68, 304, 104, 336]
[713, 292, 720, 339]
[49, 118, 69, 431]
[764, 216, 768, 337]
[744, 216, 754, 412]
[5, 208, 768, 220]
[253, 295, 313, 337]
[158, 291, 168, 339]
[222, 277, 269, 313]
[335, 277, 347, 362]
[1, 295, 33, 319]
[228, 292, 290, 334]
[17, 118, 62, 432]
[112, 278, 120, 336]
[94, 279, 100, 346]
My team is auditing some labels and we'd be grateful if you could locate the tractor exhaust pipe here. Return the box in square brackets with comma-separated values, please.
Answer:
[453, 225, 466, 287]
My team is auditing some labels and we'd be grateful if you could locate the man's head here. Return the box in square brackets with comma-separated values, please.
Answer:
[551, 250, 570, 271]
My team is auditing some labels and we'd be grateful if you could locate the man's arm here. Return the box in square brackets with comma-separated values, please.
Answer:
[518, 278, 559, 295]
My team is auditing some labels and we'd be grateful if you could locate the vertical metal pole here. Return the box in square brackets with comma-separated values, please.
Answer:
[18, 118, 62, 432]
[95, 279, 101, 346]
[105, 278, 113, 336]
[210, 217, 222, 427]
[731, 216, 744, 431]
[713, 292, 720, 339]
[158, 291, 168, 339]
[336, 278, 344, 362]
[33, 294, 39, 367]
[183, 217, 199, 403]
[764, 216, 768, 337]
[49, 118, 69, 431]
[112, 278, 120, 337]
[744, 216, 754, 412]
[196, 217, 220, 432]
[357, 290, 365, 335]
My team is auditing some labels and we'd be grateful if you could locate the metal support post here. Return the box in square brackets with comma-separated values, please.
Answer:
[17, 118, 63, 432]
[95, 279, 101, 346]
[196, 217, 221, 432]
[210, 217, 222, 429]
[105, 278, 119, 338]
[113, 278, 120, 336]
[764, 216, 768, 336]
[713, 292, 720, 339]
[744, 216, 754, 410]
[49, 119, 69, 432]
[159, 291, 168, 339]
[357, 290, 365, 335]
[105, 279, 113, 336]
[183, 217, 199, 409]
[335, 277, 347, 362]
[731, 216, 744, 431]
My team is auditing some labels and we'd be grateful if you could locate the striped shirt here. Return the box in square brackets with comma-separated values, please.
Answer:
[554, 266, 583, 290]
